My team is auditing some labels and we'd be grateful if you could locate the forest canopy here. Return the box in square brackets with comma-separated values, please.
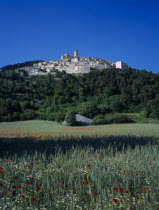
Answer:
[0, 64, 159, 124]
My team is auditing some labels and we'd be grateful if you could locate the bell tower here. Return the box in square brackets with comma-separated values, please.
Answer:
[74, 49, 79, 57]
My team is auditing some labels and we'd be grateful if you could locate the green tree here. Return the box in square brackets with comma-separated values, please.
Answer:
[65, 111, 76, 126]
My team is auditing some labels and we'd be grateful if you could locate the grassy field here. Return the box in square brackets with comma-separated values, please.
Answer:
[1, 120, 159, 209]
[0, 120, 159, 138]
[0, 136, 159, 209]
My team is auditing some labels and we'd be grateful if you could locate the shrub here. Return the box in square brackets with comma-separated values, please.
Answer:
[93, 113, 134, 125]
[65, 111, 76, 126]
[54, 112, 65, 123]
[20, 109, 36, 120]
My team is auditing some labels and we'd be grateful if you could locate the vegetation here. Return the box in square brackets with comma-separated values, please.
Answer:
[1, 62, 159, 209]
[0, 120, 159, 138]
[0, 135, 159, 209]
[1, 60, 43, 72]
[64, 111, 76, 126]
[92, 113, 134, 125]
[0, 62, 159, 124]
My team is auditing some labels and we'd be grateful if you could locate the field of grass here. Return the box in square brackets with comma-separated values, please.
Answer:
[0, 120, 159, 138]
[1, 121, 159, 209]
[0, 135, 159, 209]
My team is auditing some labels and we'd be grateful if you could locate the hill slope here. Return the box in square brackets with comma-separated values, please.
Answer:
[0, 66, 159, 123]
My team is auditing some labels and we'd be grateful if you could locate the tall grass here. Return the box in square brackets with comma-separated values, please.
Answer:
[0, 136, 159, 209]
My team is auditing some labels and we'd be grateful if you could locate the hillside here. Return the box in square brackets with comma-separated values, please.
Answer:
[0, 64, 159, 124]
[1, 60, 44, 71]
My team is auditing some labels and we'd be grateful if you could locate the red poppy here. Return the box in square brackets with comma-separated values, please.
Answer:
[31, 197, 36, 201]
[28, 165, 32, 169]
[94, 192, 98, 195]
[124, 190, 129, 193]
[58, 185, 63, 187]
[86, 164, 91, 168]
[0, 170, 3, 173]
[21, 194, 25, 198]
[36, 187, 41, 191]
[3, 161, 6, 163]
[113, 187, 118, 191]
[113, 199, 118, 202]
[143, 188, 147, 191]
[135, 173, 139, 176]
[154, 158, 156, 160]
[27, 182, 32, 185]
[16, 185, 21, 188]
[81, 181, 89, 185]
[0, 167, 2, 169]
[119, 188, 123, 193]
[118, 168, 122, 170]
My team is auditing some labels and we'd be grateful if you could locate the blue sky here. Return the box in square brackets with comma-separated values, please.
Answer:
[0, 0, 159, 73]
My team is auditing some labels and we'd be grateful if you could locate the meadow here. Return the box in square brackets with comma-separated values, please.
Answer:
[0, 120, 159, 138]
[0, 121, 159, 209]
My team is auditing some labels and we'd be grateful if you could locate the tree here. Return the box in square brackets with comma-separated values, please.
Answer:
[65, 111, 76, 126]
[145, 99, 159, 119]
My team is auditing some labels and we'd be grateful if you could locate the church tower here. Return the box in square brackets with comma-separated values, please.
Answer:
[74, 49, 79, 57]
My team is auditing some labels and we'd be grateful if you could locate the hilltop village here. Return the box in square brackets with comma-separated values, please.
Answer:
[21, 50, 130, 75]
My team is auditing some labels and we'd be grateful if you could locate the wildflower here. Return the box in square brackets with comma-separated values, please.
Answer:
[81, 181, 89, 185]
[0, 170, 3, 173]
[86, 164, 91, 168]
[58, 185, 63, 187]
[21, 194, 25, 198]
[3, 161, 6, 163]
[0, 167, 2, 169]
[31, 197, 36, 201]
[135, 173, 139, 176]
[28, 165, 32, 169]
[143, 188, 147, 191]
[113, 187, 118, 191]
[27, 182, 32, 185]
[154, 158, 156, 160]
[36, 187, 41, 191]
[119, 188, 123, 193]
[113, 199, 118, 202]
[124, 190, 129, 193]
[16, 185, 21, 188]
[118, 168, 122, 170]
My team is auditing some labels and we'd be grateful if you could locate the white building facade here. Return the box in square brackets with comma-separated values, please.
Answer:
[21, 50, 130, 75]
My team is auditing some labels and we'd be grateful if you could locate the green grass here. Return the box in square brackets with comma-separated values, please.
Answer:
[0, 120, 65, 129]
[0, 136, 159, 209]
[1, 120, 159, 209]
[0, 120, 159, 138]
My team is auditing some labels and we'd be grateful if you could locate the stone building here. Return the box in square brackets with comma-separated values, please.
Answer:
[21, 50, 130, 75]
[115, 61, 129, 69]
